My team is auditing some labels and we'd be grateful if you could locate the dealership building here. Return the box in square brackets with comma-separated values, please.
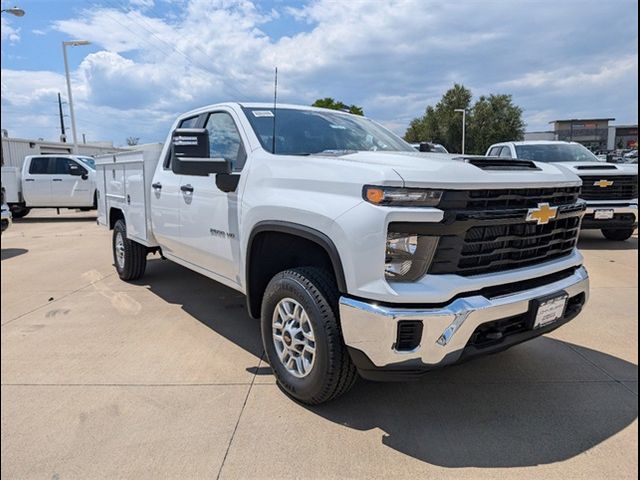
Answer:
[524, 118, 638, 151]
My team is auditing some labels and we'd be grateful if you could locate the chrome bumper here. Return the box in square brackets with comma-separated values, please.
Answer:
[585, 203, 637, 220]
[339, 266, 589, 368]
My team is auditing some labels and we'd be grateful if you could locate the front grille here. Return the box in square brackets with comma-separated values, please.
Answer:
[439, 186, 581, 211]
[579, 175, 638, 200]
[429, 215, 581, 276]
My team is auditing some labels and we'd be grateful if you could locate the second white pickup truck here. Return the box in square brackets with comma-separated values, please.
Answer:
[487, 141, 638, 241]
[97, 103, 590, 404]
[1, 154, 98, 218]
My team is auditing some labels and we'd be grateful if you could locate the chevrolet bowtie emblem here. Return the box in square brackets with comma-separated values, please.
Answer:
[526, 203, 558, 225]
[594, 179, 614, 188]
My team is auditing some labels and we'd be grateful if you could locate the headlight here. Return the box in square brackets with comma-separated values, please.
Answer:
[385, 232, 439, 282]
[364, 185, 443, 207]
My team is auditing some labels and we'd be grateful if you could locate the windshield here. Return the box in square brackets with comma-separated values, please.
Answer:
[77, 156, 96, 169]
[514, 143, 600, 163]
[242, 107, 414, 155]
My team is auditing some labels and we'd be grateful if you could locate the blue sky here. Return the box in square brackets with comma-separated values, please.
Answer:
[1, 0, 638, 146]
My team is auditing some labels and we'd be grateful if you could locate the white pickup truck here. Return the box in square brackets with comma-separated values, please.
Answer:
[487, 141, 638, 241]
[97, 103, 590, 404]
[1, 154, 98, 218]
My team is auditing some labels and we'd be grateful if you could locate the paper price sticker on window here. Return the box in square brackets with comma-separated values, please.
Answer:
[252, 110, 274, 118]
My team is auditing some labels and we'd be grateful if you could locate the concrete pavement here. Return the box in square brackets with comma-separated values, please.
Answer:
[1, 209, 637, 479]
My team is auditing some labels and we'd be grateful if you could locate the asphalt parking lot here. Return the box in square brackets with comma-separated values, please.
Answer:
[1, 209, 637, 479]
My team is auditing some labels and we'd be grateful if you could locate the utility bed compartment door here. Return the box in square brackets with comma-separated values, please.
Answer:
[125, 162, 146, 242]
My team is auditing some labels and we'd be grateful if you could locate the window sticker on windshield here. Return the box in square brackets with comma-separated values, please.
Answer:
[252, 110, 274, 118]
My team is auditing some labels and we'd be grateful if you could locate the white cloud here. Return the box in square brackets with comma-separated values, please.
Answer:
[1, 0, 638, 141]
[1, 17, 20, 43]
[500, 56, 638, 90]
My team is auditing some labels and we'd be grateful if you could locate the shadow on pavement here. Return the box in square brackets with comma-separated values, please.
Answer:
[137, 258, 638, 469]
[578, 231, 638, 251]
[1, 248, 28, 261]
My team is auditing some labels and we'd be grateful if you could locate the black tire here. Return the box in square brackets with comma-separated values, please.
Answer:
[9, 205, 30, 219]
[601, 228, 635, 241]
[112, 219, 147, 280]
[261, 267, 357, 405]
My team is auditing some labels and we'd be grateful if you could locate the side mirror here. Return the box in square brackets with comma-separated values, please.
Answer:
[171, 128, 231, 176]
[419, 142, 433, 152]
[69, 164, 84, 176]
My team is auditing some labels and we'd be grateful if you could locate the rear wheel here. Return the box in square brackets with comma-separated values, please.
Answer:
[601, 228, 635, 241]
[113, 219, 147, 280]
[261, 267, 357, 405]
[9, 205, 30, 219]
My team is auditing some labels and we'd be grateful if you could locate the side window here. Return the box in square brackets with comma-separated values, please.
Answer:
[54, 158, 86, 175]
[179, 116, 199, 129]
[488, 147, 500, 156]
[499, 147, 513, 158]
[163, 115, 200, 169]
[28, 157, 50, 174]
[205, 112, 246, 171]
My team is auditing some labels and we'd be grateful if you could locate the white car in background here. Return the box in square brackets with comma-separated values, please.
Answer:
[1, 154, 98, 218]
[487, 141, 638, 241]
[410, 142, 449, 153]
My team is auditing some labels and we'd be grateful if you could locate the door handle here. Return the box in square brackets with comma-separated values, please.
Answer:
[180, 184, 194, 193]
[25, 178, 35, 182]
[53, 179, 63, 182]
[152, 182, 162, 190]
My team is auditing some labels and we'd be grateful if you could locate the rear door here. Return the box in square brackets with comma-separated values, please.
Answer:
[51, 157, 92, 206]
[22, 157, 52, 206]
[177, 109, 247, 282]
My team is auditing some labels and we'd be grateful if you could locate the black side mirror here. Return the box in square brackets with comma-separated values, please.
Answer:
[171, 128, 231, 176]
[419, 142, 433, 152]
[69, 164, 84, 176]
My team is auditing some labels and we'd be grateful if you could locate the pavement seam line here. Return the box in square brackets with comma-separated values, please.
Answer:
[565, 343, 638, 397]
[0, 272, 116, 327]
[215, 351, 265, 480]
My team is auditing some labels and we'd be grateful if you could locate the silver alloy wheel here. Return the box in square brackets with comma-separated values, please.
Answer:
[115, 231, 126, 269]
[272, 297, 316, 378]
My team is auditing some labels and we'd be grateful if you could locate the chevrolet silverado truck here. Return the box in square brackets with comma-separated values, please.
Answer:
[487, 141, 638, 241]
[1, 154, 98, 218]
[96, 103, 590, 404]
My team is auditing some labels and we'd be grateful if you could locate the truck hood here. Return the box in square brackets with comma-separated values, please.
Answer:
[549, 161, 639, 176]
[335, 151, 581, 189]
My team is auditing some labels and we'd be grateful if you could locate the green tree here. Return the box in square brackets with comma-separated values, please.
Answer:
[312, 97, 364, 116]
[404, 85, 524, 154]
[404, 84, 472, 152]
[467, 94, 525, 154]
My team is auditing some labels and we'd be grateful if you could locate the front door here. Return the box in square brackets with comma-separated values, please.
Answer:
[178, 110, 247, 284]
[51, 157, 91, 206]
[149, 115, 199, 255]
[22, 157, 52, 206]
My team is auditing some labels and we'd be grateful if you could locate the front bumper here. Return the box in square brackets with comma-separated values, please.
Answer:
[581, 202, 637, 229]
[339, 266, 589, 380]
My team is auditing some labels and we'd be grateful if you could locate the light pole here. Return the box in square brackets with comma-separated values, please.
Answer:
[1, 6, 25, 16]
[454, 108, 466, 154]
[62, 40, 90, 153]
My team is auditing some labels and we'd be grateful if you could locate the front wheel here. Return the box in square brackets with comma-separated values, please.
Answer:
[112, 219, 147, 280]
[261, 267, 357, 405]
[601, 228, 635, 241]
[9, 205, 30, 219]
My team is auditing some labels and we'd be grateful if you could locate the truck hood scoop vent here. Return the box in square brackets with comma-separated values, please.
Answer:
[452, 156, 540, 171]
[575, 165, 618, 170]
